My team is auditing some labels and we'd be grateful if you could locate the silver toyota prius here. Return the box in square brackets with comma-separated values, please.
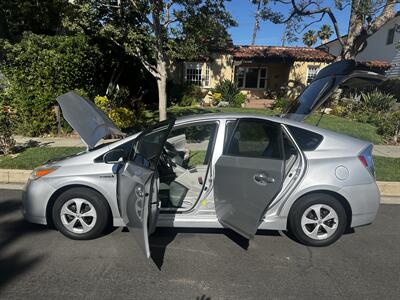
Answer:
[22, 60, 385, 258]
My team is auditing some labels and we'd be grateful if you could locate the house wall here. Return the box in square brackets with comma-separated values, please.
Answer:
[319, 15, 400, 76]
[169, 56, 330, 101]
[169, 54, 234, 88]
[288, 61, 329, 85]
[356, 16, 400, 63]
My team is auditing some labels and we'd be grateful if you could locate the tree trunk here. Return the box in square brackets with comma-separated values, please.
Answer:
[251, 1, 262, 45]
[157, 59, 168, 121]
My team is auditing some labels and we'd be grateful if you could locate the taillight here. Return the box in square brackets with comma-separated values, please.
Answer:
[358, 145, 375, 177]
[358, 155, 368, 167]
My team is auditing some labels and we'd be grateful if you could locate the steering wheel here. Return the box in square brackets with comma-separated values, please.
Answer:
[160, 148, 175, 168]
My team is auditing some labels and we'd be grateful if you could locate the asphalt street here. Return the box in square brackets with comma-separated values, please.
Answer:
[0, 189, 399, 299]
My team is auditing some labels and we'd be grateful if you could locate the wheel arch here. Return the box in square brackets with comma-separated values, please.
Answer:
[46, 184, 112, 227]
[287, 189, 352, 229]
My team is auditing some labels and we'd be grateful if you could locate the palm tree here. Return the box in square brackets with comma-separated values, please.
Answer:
[303, 30, 317, 47]
[250, 0, 269, 45]
[317, 24, 333, 44]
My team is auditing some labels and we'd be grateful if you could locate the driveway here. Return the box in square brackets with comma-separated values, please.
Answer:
[0, 189, 399, 299]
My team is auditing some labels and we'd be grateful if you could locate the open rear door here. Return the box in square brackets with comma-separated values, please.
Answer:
[118, 120, 175, 258]
[214, 119, 285, 239]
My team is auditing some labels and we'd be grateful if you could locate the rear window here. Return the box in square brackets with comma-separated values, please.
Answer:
[287, 125, 323, 151]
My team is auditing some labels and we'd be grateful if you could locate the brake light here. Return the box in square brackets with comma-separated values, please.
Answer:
[358, 155, 368, 167]
[358, 145, 375, 177]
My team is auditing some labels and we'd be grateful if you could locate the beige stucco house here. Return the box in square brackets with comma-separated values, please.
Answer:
[169, 45, 335, 107]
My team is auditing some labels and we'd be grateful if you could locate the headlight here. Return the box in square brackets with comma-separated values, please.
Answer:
[30, 166, 59, 180]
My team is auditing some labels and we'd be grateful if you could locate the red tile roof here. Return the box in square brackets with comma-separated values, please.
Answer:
[357, 60, 391, 70]
[231, 45, 335, 62]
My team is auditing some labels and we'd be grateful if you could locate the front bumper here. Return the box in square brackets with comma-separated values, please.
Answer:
[22, 178, 56, 225]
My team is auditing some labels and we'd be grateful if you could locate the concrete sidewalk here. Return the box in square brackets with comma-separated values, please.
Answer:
[372, 145, 400, 158]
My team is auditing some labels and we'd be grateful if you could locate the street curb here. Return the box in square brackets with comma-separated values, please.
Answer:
[0, 169, 399, 196]
[0, 169, 31, 184]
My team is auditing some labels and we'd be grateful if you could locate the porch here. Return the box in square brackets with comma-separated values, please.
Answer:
[233, 61, 292, 108]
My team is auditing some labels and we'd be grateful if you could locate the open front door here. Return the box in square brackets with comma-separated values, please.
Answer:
[214, 119, 285, 239]
[118, 120, 175, 258]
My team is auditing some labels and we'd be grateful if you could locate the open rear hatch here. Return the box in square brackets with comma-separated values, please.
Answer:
[57, 91, 125, 149]
[283, 60, 387, 122]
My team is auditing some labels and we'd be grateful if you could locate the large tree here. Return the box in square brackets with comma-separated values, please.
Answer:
[66, 0, 236, 121]
[267, 0, 397, 60]
[0, 0, 69, 41]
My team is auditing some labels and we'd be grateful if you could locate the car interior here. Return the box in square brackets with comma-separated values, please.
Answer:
[157, 122, 218, 212]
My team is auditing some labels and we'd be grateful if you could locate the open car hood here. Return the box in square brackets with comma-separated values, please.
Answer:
[283, 60, 387, 121]
[57, 91, 124, 149]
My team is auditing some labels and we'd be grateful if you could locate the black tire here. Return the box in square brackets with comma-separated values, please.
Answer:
[52, 187, 110, 240]
[288, 193, 347, 247]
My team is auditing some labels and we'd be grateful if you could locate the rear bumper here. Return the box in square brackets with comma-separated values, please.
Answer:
[22, 178, 55, 225]
[339, 182, 380, 228]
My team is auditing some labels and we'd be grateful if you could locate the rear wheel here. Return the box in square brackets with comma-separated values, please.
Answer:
[52, 187, 110, 240]
[288, 193, 347, 247]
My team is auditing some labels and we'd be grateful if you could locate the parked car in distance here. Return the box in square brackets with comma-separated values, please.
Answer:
[22, 60, 385, 258]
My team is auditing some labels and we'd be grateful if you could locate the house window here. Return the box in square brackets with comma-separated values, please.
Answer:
[306, 66, 320, 85]
[387, 28, 395, 45]
[185, 63, 210, 87]
[235, 67, 267, 89]
[203, 64, 210, 87]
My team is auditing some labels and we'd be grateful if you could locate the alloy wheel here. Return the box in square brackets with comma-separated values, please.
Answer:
[60, 198, 97, 234]
[300, 204, 339, 240]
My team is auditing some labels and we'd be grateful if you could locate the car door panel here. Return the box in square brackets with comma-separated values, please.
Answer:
[214, 119, 285, 239]
[118, 164, 154, 258]
[117, 119, 175, 258]
[215, 155, 284, 239]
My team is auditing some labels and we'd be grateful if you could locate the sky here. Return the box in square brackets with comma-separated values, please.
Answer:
[225, 0, 352, 47]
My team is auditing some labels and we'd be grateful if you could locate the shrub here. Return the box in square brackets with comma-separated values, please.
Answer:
[232, 92, 246, 107]
[378, 78, 400, 102]
[167, 82, 206, 106]
[337, 90, 399, 140]
[212, 80, 240, 104]
[0, 33, 103, 136]
[272, 97, 292, 112]
[359, 90, 396, 112]
[94, 95, 134, 129]
[0, 102, 16, 155]
[376, 110, 400, 140]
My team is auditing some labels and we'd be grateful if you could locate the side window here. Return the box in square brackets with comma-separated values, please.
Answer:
[224, 120, 237, 150]
[287, 125, 323, 151]
[225, 119, 282, 159]
[166, 122, 218, 169]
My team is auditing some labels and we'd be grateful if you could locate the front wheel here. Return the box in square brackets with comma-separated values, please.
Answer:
[52, 187, 110, 240]
[288, 193, 347, 247]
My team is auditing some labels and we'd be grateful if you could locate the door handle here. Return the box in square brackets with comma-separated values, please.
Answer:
[254, 173, 275, 185]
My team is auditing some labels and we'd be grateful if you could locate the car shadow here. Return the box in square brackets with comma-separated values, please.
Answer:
[0, 191, 47, 290]
[148, 227, 282, 270]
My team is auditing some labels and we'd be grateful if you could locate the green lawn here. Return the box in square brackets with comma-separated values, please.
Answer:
[0, 147, 85, 170]
[166, 107, 384, 144]
[373, 156, 400, 182]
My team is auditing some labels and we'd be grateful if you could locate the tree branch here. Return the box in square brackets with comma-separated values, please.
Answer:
[285, 0, 344, 46]
[129, 0, 153, 26]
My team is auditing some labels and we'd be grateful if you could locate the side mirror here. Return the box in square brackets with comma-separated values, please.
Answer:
[103, 149, 127, 164]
